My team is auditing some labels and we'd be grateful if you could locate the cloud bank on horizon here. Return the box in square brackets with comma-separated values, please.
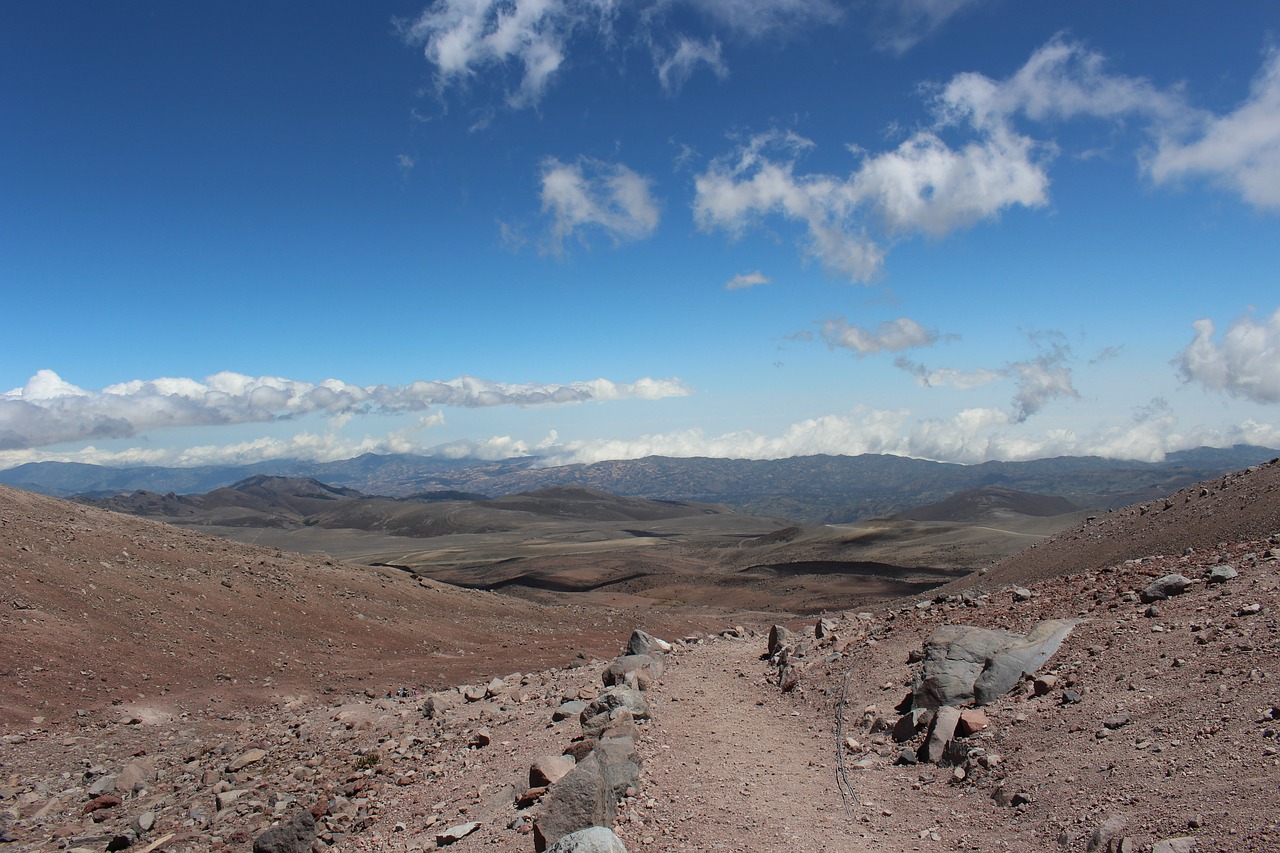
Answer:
[2, 2, 1279, 473]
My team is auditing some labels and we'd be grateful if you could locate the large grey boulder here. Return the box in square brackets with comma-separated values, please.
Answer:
[601, 655, 663, 690]
[767, 624, 794, 657]
[912, 619, 1079, 708]
[1140, 574, 1192, 602]
[625, 629, 671, 657]
[546, 827, 628, 853]
[534, 752, 615, 852]
[592, 736, 642, 799]
[581, 687, 650, 723]
[252, 809, 316, 853]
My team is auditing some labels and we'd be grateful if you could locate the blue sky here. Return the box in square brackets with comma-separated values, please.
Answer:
[3, 1, 1280, 470]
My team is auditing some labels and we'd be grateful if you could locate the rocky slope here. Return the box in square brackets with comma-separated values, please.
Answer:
[2, 460, 1279, 852]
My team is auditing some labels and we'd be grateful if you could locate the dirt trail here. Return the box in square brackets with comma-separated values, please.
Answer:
[623, 637, 871, 852]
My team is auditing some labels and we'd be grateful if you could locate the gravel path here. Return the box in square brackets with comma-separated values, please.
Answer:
[622, 637, 872, 852]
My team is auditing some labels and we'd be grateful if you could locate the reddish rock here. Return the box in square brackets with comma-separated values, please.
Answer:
[957, 709, 989, 736]
[82, 794, 122, 816]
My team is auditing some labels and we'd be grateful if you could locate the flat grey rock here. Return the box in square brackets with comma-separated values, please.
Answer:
[913, 619, 1080, 708]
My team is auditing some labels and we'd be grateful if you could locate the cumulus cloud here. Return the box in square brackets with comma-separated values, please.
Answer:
[0, 369, 691, 451]
[533, 404, 1280, 467]
[400, 0, 840, 107]
[693, 104, 1050, 281]
[1149, 49, 1280, 210]
[540, 157, 660, 252]
[819, 317, 939, 355]
[692, 37, 1280, 281]
[938, 36, 1187, 130]
[1009, 349, 1079, 421]
[398, 0, 584, 107]
[1176, 308, 1280, 403]
[725, 270, 770, 290]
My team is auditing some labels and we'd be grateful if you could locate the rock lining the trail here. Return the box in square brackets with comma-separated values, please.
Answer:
[910, 618, 1080, 708]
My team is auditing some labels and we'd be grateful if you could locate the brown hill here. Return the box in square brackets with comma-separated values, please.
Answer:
[890, 486, 1077, 522]
[958, 455, 1280, 590]
[0, 485, 718, 728]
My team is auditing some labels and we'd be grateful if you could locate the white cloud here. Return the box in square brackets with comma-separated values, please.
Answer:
[1009, 351, 1078, 421]
[401, 0, 839, 107]
[397, 153, 416, 177]
[819, 317, 938, 355]
[681, 0, 842, 38]
[850, 125, 1049, 238]
[0, 369, 691, 451]
[875, 0, 986, 55]
[399, 0, 581, 108]
[693, 111, 1050, 281]
[5, 400, 1278, 471]
[540, 157, 660, 251]
[938, 36, 1187, 130]
[692, 37, 1280, 281]
[1149, 49, 1280, 210]
[655, 36, 727, 93]
[1176, 308, 1280, 404]
[533, 404, 1280, 467]
[895, 357, 1001, 389]
[894, 335, 1079, 422]
[725, 270, 770, 290]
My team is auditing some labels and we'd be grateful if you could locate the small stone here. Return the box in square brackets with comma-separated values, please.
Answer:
[956, 709, 989, 737]
[436, 821, 480, 846]
[227, 748, 267, 772]
[1151, 838, 1196, 853]
[1206, 565, 1238, 583]
[1033, 675, 1057, 696]
[1238, 603, 1263, 616]
[1140, 574, 1192, 603]
[1103, 713, 1131, 730]
[1012, 587, 1033, 602]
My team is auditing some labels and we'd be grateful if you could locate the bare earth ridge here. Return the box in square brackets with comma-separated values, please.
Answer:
[2, 460, 1279, 851]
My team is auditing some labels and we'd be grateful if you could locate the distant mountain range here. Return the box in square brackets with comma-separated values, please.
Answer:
[76, 476, 734, 538]
[3, 445, 1277, 523]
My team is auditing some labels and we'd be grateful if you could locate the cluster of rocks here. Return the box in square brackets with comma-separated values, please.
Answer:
[762, 613, 874, 696]
[526, 629, 674, 852]
[0, 630, 682, 853]
[847, 619, 1077, 797]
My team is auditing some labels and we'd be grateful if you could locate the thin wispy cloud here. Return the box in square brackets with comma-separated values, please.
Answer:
[0, 370, 691, 451]
[682, 0, 842, 38]
[1176, 307, 1280, 404]
[540, 156, 661, 252]
[895, 358, 1002, 390]
[819, 317, 939, 355]
[895, 334, 1079, 422]
[725, 270, 770, 290]
[874, 0, 987, 55]
[655, 36, 727, 93]
[400, 0, 845, 108]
